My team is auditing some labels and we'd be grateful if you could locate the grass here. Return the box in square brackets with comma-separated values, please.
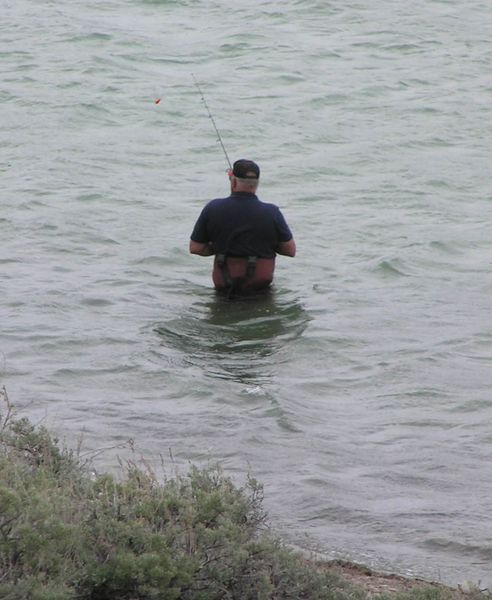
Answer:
[0, 387, 488, 600]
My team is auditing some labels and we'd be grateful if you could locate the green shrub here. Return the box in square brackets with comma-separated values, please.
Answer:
[0, 391, 473, 600]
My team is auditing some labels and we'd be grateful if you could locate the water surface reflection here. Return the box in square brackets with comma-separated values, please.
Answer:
[155, 289, 310, 385]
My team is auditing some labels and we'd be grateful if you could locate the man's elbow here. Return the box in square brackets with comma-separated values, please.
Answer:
[190, 240, 213, 256]
[189, 240, 202, 255]
[278, 239, 296, 257]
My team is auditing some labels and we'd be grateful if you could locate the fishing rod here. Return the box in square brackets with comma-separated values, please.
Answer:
[192, 74, 232, 171]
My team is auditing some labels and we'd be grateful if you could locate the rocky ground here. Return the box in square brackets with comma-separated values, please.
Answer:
[318, 560, 482, 598]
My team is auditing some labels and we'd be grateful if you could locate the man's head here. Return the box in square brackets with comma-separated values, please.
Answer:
[233, 159, 260, 180]
[229, 159, 260, 192]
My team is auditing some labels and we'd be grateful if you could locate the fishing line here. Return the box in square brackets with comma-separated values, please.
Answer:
[192, 74, 232, 170]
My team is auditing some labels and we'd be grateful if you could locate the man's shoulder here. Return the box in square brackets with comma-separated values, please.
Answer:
[257, 198, 281, 212]
[204, 194, 281, 214]
[204, 195, 231, 209]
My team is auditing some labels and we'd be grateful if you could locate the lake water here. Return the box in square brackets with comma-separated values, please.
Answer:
[2, 0, 492, 587]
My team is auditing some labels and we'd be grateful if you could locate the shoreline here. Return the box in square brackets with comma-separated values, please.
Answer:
[291, 543, 486, 598]
[1, 393, 489, 599]
[315, 559, 484, 598]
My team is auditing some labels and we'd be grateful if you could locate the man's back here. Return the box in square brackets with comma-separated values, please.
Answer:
[191, 191, 292, 259]
[189, 158, 295, 293]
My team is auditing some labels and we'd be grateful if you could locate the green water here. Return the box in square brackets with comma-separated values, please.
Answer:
[2, 0, 492, 585]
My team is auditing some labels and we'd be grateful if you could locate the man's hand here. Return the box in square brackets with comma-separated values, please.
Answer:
[277, 239, 296, 257]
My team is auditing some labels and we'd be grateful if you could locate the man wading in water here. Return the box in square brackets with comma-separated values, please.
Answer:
[189, 159, 296, 295]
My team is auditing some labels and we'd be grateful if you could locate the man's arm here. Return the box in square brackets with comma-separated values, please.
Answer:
[277, 238, 296, 257]
[189, 240, 214, 256]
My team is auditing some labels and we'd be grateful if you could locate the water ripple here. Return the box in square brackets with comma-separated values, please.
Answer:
[2, 0, 492, 587]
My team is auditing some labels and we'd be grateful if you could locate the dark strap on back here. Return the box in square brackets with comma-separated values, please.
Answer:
[246, 256, 257, 279]
[216, 253, 233, 289]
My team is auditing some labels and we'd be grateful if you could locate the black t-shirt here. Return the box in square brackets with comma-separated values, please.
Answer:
[190, 192, 293, 259]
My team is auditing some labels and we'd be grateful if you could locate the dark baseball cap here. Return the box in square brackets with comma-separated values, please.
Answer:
[232, 159, 260, 179]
